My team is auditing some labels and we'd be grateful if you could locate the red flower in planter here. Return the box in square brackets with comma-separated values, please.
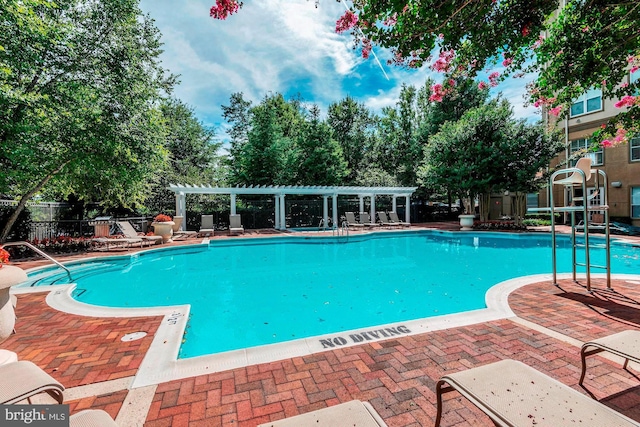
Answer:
[154, 214, 173, 223]
[0, 248, 10, 267]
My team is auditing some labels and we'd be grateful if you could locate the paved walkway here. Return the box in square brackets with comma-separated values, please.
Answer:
[3, 223, 640, 426]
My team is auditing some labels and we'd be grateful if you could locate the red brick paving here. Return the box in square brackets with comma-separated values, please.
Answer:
[2, 292, 162, 388]
[4, 224, 640, 425]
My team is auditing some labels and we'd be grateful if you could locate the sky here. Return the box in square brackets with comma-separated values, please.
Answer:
[138, 0, 540, 142]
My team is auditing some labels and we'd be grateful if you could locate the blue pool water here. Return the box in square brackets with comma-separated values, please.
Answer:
[20, 231, 640, 358]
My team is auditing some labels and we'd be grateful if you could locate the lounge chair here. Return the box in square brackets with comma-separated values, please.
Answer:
[91, 236, 143, 251]
[388, 211, 410, 227]
[345, 212, 364, 228]
[172, 216, 197, 240]
[377, 212, 400, 228]
[116, 221, 162, 246]
[435, 359, 640, 427]
[580, 330, 640, 386]
[0, 360, 64, 404]
[70, 409, 118, 427]
[198, 215, 215, 237]
[257, 400, 388, 427]
[229, 214, 244, 235]
[359, 212, 380, 227]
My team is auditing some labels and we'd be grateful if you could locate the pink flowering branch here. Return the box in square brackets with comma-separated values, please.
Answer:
[336, 10, 358, 33]
[210, 0, 242, 20]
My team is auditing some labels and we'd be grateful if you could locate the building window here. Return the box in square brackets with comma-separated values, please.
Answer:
[526, 193, 538, 209]
[570, 88, 602, 117]
[632, 187, 640, 219]
[631, 137, 640, 162]
[569, 138, 603, 166]
[632, 69, 640, 94]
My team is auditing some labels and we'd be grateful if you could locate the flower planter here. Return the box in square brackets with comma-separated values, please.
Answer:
[152, 221, 175, 243]
[0, 265, 27, 343]
[458, 214, 476, 231]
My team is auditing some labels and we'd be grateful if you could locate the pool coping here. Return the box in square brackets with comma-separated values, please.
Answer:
[12, 232, 640, 389]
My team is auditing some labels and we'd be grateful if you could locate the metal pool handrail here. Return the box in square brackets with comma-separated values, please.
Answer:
[2, 241, 73, 282]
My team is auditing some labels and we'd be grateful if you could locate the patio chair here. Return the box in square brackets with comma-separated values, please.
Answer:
[229, 214, 244, 235]
[257, 400, 388, 427]
[377, 212, 400, 228]
[435, 359, 640, 427]
[345, 212, 364, 228]
[198, 215, 215, 237]
[70, 409, 118, 427]
[0, 360, 64, 404]
[172, 216, 197, 240]
[91, 236, 143, 251]
[116, 221, 162, 246]
[579, 330, 640, 386]
[359, 212, 380, 227]
[388, 211, 410, 227]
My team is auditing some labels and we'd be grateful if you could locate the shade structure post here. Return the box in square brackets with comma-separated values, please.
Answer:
[332, 194, 338, 228]
[392, 196, 397, 213]
[274, 195, 280, 229]
[405, 195, 411, 223]
[230, 193, 237, 215]
[279, 194, 286, 230]
[175, 192, 186, 230]
[359, 195, 364, 214]
[370, 194, 376, 223]
[322, 196, 329, 229]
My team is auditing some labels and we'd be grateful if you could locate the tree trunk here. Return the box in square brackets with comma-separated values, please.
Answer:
[513, 192, 527, 227]
[479, 193, 491, 222]
[0, 161, 69, 243]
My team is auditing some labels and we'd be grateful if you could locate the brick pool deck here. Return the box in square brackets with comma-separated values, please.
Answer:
[3, 223, 640, 426]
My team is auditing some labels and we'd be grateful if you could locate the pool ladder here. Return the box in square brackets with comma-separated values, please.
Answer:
[1, 241, 73, 282]
[332, 221, 349, 240]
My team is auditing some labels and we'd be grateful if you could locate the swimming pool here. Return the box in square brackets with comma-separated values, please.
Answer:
[20, 231, 640, 358]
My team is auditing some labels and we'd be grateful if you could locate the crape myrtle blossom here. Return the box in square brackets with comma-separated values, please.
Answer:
[336, 10, 358, 33]
[209, 0, 241, 20]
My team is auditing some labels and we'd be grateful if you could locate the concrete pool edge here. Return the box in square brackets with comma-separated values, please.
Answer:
[17, 272, 640, 389]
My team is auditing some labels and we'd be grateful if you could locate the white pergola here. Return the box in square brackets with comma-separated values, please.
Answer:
[168, 184, 418, 231]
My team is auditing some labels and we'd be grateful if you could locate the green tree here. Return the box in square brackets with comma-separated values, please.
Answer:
[326, 96, 376, 184]
[0, 0, 174, 242]
[341, 0, 639, 144]
[145, 99, 223, 214]
[296, 106, 348, 185]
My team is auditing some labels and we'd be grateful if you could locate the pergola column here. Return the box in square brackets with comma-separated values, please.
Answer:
[274, 195, 280, 229]
[279, 195, 286, 230]
[322, 196, 329, 228]
[370, 194, 376, 222]
[175, 192, 186, 230]
[392, 196, 397, 213]
[230, 193, 237, 215]
[332, 194, 338, 227]
[359, 195, 364, 214]
[405, 195, 411, 223]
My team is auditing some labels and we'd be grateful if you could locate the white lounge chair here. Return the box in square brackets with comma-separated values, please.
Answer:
[172, 216, 197, 240]
[345, 212, 364, 228]
[198, 215, 215, 237]
[388, 211, 410, 227]
[229, 214, 244, 235]
[377, 212, 400, 228]
[580, 330, 640, 386]
[257, 400, 387, 427]
[92, 236, 143, 251]
[0, 360, 64, 404]
[435, 359, 640, 427]
[116, 221, 162, 246]
[359, 212, 380, 227]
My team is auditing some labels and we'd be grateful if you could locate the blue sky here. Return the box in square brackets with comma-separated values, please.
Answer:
[138, 0, 540, 141]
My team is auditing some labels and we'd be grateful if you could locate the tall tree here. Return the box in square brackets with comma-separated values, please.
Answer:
[296, 106, 348, 185]
[326, 96, 376, 184]
[145, 99, 223, 214]
[0, 0, 174, 242]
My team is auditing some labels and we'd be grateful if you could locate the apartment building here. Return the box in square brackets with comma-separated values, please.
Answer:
[534, 69, 640, 226]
